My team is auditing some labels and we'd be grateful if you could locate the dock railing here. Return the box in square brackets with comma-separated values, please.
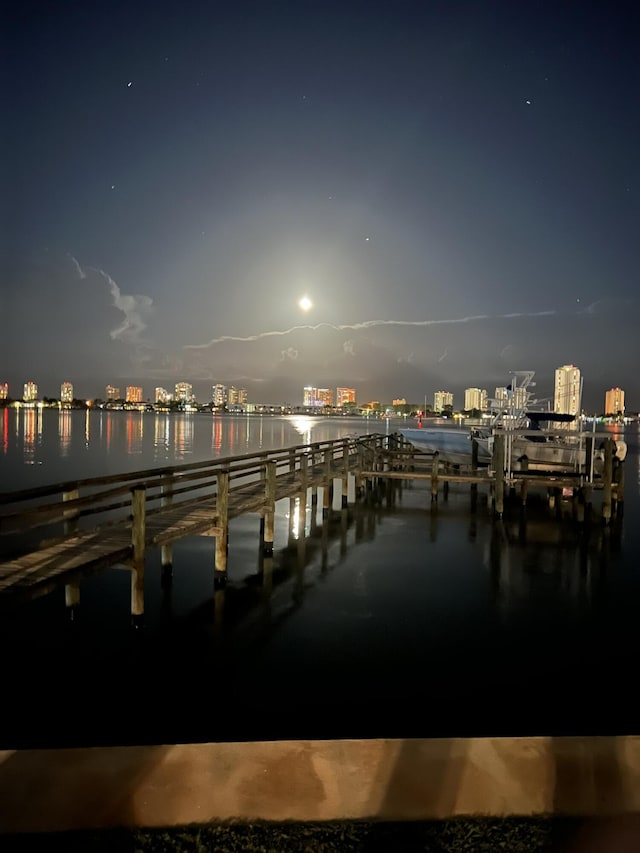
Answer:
[0, 434, 387, 613]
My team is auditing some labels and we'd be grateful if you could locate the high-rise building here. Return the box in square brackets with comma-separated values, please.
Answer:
[495, 387, 508, 407]
[464, 388, 488, 411]
[60, 381, 73, 404]
[228, 386, 239, 405]
[303, 386, 333, 407]
[23, 381, 38, 402]
[237, 388, 248, 404]
[174, 382, 193, 403]
[155, 387, 170, 404]
[554, 365, 581, 416]
[303, 386, 319, 407]
[336, 387, 356, 406]
[106, 385, 120, 401]
[212, 384, 227, 407]
[125, 386, 143, 403]
[605, 387, 625, 417]
[433, 391, 453, 413]
[0, 382, 8, 400]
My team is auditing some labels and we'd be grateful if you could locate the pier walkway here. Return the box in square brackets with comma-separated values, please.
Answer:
[0, 434, 377, 613]
[0, 431, 623, 617]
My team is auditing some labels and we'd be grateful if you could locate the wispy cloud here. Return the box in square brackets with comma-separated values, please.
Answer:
[280, 347, 299, 361]
[68, 255, 86, 279]
[70, 255, 153, 343]
[184, 311, 557, 350]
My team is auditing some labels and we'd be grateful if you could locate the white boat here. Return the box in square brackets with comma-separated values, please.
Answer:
[402, 371, 627, 475]
[400, 428, 491, 465]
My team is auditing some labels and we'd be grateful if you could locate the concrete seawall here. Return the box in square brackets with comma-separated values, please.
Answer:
[2, 736, 640, 834]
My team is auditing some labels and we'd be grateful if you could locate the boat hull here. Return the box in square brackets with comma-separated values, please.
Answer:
[400, 428, 491, 466]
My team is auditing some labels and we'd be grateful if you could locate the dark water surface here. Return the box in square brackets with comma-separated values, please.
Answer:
[1, 409, 639, 748]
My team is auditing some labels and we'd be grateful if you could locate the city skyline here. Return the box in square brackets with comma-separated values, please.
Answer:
[3, 3, 637, 410]
[0, 369, 633, 415]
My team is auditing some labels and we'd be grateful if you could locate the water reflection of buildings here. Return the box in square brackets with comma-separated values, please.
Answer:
[212, 417, 222, 454]
[22, 407, 42, 464]
[58, 410, 72, 457]
[174, 414, 194, 457]
[126, 413, 144, 455]
[2, 408, 8, 454]
[154, 414, 171, 461]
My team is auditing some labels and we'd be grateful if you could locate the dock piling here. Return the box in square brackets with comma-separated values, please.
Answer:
[130, 485, 146, 624]
[63, 487, 80, 614]
[215, 471, 229, 576]
[263, 460, 276, 556]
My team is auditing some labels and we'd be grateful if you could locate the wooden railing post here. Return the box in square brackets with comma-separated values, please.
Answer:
[160, 474, 173, 586]
[263, 460, 276, 556]
[602, 438, 613, 524]
[63, 486, 80, 612]
[130, 485, 146, 624]
[355, 442, 364, 498]
[493, 433, 505, 519]
[298, 453, 308, 538]
[431, 452, 439, 503]
[215, 470, 229, 576]
[613, 455, 625, 519]
[323, 449, 333, 519]
[341, 439, 350, 508]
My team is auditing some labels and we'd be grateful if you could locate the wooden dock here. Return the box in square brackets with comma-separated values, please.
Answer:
[0, 431, 624, 618]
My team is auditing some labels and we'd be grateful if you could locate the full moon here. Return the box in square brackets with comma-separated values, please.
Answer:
[298, 295, 313, 312]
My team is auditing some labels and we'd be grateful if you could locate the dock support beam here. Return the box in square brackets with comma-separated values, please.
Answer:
[130, 485, 146, 625]
[602, 438, 613, 524]
[493, 433, 505, 518]
[63, 487, 80, 615]
[341, 439, 350, 508]
[263, 460, 276, 556]
[323, 450, 332, 519]
[160, 475, 173, 587]
[431, 453, 439, 503]
[298, 453, 308, 539]
[215, 471, 229, 577]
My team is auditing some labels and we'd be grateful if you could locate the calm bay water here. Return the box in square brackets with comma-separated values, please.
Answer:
[1, 408, 639, 748]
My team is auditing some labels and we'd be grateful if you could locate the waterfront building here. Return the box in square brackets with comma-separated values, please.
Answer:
[174, 382, 193, 403]
[605, 387, 625, 417]
[23, 381, 38, 402]
[0, 382, 8, 400]
[317, 388, 333, 407]
[433, 390, 453, 413]
[464, 388, 488, 411]
[392, 397, 407, 406]
[237, 388, 248, 404]
[336, 387, 356, 406]
[303, 386, 319, 407]
[554, 365, 581, 416]
[155, 387, 170, 404]
[106, 385, 120, 401]
[495, 387, 508, 407]
[212, 384, 227, 407]
[125, 386, 143, 404]
[60, 382, 73, 404]
[495, 385, 527, 411]
[227, 386, 239, 405]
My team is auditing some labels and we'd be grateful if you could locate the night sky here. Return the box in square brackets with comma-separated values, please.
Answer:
[2, 1, 638, 410]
